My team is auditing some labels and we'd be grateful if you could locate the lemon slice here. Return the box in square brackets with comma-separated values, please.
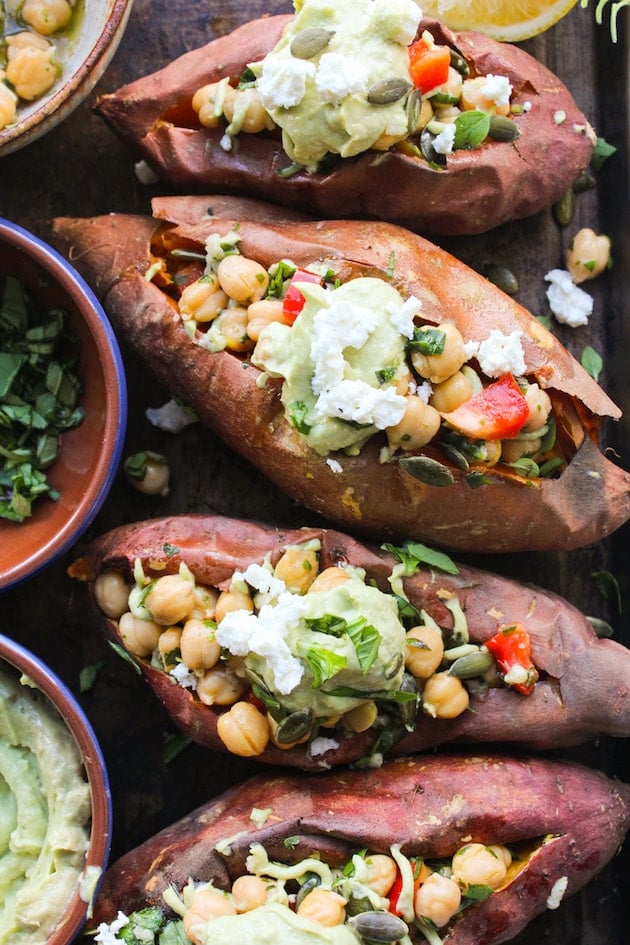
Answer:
[420, 0, 580, 41]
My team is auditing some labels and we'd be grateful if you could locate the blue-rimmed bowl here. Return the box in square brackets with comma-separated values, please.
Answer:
[0, 632, 112, 943]
[0, 218, 127, 591]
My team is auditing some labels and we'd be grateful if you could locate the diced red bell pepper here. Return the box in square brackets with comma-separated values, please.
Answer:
[282, 269, 324, 323]
[408, 39, 451, 95]
[485, 623, 539, 696]
[440, 372, 529, 440]
[388, 860, 427, 915]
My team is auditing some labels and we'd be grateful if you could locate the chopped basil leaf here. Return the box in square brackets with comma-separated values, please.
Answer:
[463, 884, 494, 902]
[376, 365, 397, 384]
[304, 647, 347, 688]
[324, 685, 418, 703]
[163, 543, 180, 557]
[591, 136, 617, 172]
[118, 908, 165, 945]
[162, 733, 191, 765]
[288, 400, 312, 434]
[408, 326, 446, 355]
[454, 109, 490, 149]
[465, 471, 493, 489]
[508, 457, 540, 479]
[267, 260, 297, 298]
[345, 618, 381, 673]
[581, 345, 603, 381]
[382, 540, 459, 576]
[79, 661, 103, 693]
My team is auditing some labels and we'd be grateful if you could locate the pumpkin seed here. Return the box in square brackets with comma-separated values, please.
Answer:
[290, 28, 335, 59]
[488, 115, 520, 142]
[367, 76, 412, 106]
[384, 652, 404, 680]
[437, 442, 470, 472]
[295, 874, 320, 909]
[399, 454, 455, 486]
[419, 128, 447, 167]
[442, 643, 480, 662]
[449, 48, 470, 76]
[572, 171, 596, 194]
[485, 264, 519, 296]
[275, 708, 314, 744]
[553, 187, 575, 227]
[345, 896, 374, 918]
[587, 616, 614, 639]
[448, 648, 495, 678]
[398, 673, 420, 729]
[348, 910, 409, 943]
[406, 88, 423, 134]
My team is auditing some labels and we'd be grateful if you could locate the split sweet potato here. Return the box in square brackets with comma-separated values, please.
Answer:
[51, 203, 630, 553]
[70, 514, 630, 771]
[94, 11, 594, 236]
[90, 753, 630, 945]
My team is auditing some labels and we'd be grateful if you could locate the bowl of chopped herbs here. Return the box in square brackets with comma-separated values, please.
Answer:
[0, 218, 127, 590]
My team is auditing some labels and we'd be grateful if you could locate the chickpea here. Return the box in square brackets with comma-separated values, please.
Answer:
[273, 545, 320, 594]
[363, 854, 398, 897]
[223, 86, 274, 133]
[405, 624, 444, 679]
[231, 874, 268, 913]
[118, 612, 162, 658]
[183, 887, 236, 945]
[192, 81, 237, 128]
[488, 844, 512, 870]
[430, 371, 474, 413]
[94, 569, 131, 619]
[297, 888, 346, 927]
[433, 104, 461, 124]
[178, 275, 228, 323]
[6, 41, 57, 101]
[500, 436, 542, 465]
[372, 128, 408, 151]
[342, 700, 378, 734]
[125, 453, 170, 497]
[246, 298, 288, 342]
[217, 255, 269, 305]
[522, 383, 552, 433]
[386, 397, 441, 451]
[451, 843, 508, 890]
[215, 588, 254, 623]
[422, 672, 469, 719]
[414, 873, 461, 928]
[145, 574, 195, 626]
[566, 228, 611, 283]
[196, 667, 246, 706]
[393, 365, 415, 397]
[180, 618, 221, 671]
[190, 584, 219, 620]
[0, 80, 17, 130]
[461, 76, 510, 116]
[213, 307, 252, 352]
[307, 567, 350, 594]
[157, 626, 182, 669]
[21, 0, 73, 34]
[216, 700, 271, 756]
[411, 323, 467, 384]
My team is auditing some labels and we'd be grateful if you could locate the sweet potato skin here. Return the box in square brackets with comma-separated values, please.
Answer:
[71, 514, 630, 770]
[91, 753, 630, 945]
[95, 16, 594, 236]
[51, 208, 630, 553]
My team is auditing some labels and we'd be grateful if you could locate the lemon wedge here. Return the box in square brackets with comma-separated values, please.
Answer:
[420, 0, 579, 41]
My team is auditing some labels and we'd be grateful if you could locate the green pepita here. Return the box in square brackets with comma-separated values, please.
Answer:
[553, 187, 576, 227]
[448, 648, 495, 678]
[572, 171, 596, 194]
[399, 454, 455, 486]
[295, 874, 321, 909]
[437, 442, 470, 472]
[275, 708, 314, 744]
[449, 48, 470, 76]
[406, 88, 423, 134]
[367, 76, 412, 106]
[586, 616, 614, 639]
[348, 911, 409, 944]
[290, 28, 335, 59]
[484, 264, 519, 296]
[487, 115, 521, 142]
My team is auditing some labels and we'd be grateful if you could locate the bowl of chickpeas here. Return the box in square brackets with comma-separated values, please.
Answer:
[0, 0, 133, 156]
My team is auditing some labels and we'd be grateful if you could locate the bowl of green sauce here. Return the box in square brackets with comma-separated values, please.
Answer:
[0, 218, 127, 591]
[0, 632, 112, 943]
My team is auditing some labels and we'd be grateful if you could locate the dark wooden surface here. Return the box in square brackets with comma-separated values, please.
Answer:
[0, 2, 629, 942]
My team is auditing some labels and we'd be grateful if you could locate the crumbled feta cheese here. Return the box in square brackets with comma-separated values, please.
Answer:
[145, 399, 197, 434]
[315, 53, 370, 103]
[546, 876, 568, 910]
[387, 295, 422, 339]
[475, 330, 526, 378]
[234, 563, 286, 599]
[369, 0, 424, 45]
[554, 109, 567, 125]
[219, 133, 232, 152]
[480, 74, 512, 108]
[94, 912, 129, 945]
[432, 122, 456, 155]
[170, 662, 197, 690]
[257, 56, 315, 109]
[134, 160, 159, 185]
[215, 594, 308, 694]
[503, 663, 530, 686]
[310, 299, 380, 395]
[464, 339, 480, 360]
[315, 379, 406, 429]
[523, 100, 532, 112]
[415, 380, 432, 403]
[327, 458, 343, 474]
[308, 736, 340, 757]
[545, 269, 593, 328]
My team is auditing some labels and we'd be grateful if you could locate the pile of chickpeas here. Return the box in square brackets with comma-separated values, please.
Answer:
[180, 839, 517, 944]
[0, 0, 76, 131]
[93, 540, 501, 760]
[173, 241, 554, 469]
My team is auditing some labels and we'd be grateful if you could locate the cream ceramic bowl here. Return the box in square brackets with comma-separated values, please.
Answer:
[0, 0, 133, 156]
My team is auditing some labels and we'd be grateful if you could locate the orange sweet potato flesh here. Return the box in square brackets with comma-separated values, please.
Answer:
[51, 204, 630, 553]
[94, 16, 594, 236]
[91, 753, 630, 945]
[71, 514, 630, 770]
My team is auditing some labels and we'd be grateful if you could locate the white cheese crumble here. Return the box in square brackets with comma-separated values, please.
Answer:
[169, 662, 197, 690]
[234, 563, 286, 600]
[308, 735, 340, 757]
[315, 379, 406, 428]
[219, 133, 232, 152]
[145, 399, 197, 434]
[94, 912, 129, 945]
[368, 0, 424, 45]
[134, 160, 159, 185]
[310, 298, 379, 395]
[257, 57, 316, 110]
[327, 458, 343, 474]
[522, 100, 532, 112]
[480, 74, 512, 108]
[387, 295, 422, 339]
[503, 663, 530, 686]
[415, 380, 432, 403]
[544, 269, 593, 327]
[546, 875, 569, 910]
[432, 122, 456, 155]
[468, 330, 526, 378]
[553, 109, 567, 125]
[315, 52, 370, 103]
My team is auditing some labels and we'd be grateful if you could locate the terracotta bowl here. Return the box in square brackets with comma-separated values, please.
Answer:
[0, 0, 134, 156]
[0, 632, 112, 944]
[0, 219, 127, 591]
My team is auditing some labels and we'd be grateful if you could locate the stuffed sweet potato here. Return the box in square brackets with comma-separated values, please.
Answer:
[69, 514, 630, 770]
[52, 203, 630, 553]
[94, 1, 594, 236]
[90, 753, 630, 945]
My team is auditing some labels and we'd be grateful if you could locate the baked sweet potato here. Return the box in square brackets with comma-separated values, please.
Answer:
[94, 4, 594, 237]
[69, 514, 630, 771]
[52, 203, 630, 553]
[90, 753, 630, 945]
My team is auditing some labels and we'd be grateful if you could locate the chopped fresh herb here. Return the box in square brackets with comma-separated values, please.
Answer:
[454, 109, 491, 149]
[79, 661, 103, 693]
[304, 647, 347, 688]
[162, 732, 191, 764]
[591, 135, 617, 172]
[386, 252, 395, 278]
[581, 345, 603, 381]
[376, 366, 397, 385]
[284, 836, 301, 850]
[591, 569, 622, 613]
[345, 617, 381, 673]
[238, 66, 257, 88]
[536, 313, 553, 331]
[109, 641, 142, 673]
[463, 883, 494, 902]
[382, 540, 459, 576]
[465, 471, 493, 489]
[0, 276, 85, 522]
[408, 326, 446, 356]
[117, 908, 165, 945]
[325, 685, 418, 703]
[163, 543, 180, 557]
[288, 400, 312, 434]
[267, 260, 297, 299]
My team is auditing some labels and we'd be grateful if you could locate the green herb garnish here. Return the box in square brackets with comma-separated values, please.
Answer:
[454, 109, 491, 149]
[382, 540, 459, 576]
[408, 327, 446, 356]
